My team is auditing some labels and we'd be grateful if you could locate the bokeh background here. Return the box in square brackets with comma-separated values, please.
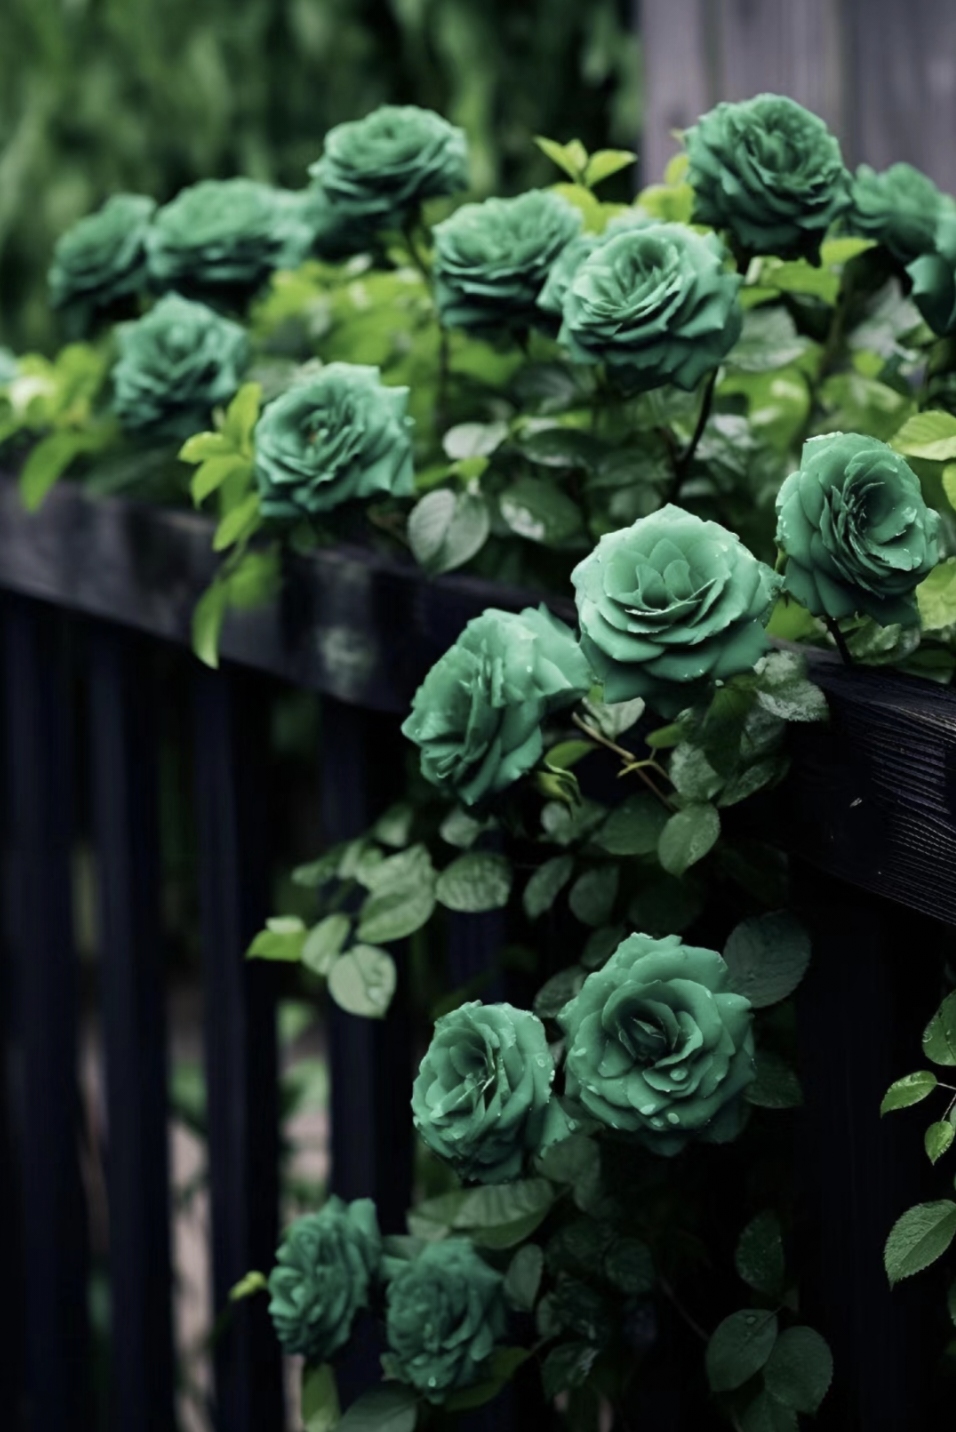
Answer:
[0, 0, 640, 351]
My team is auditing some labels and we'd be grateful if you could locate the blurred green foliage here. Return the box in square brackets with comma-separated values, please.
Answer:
[0, 0, 640, 351]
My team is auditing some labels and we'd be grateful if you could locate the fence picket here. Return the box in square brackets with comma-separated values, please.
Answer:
[1, 595, 92, 1432]
[192, 665, 284, 1431]
[88, 625, 175, 1432]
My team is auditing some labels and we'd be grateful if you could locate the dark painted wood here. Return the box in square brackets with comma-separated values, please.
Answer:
[0, 594, 92, 1432]
[88, 625, 175, 1432]
[192, 666, 284, 1432]
[320, 697, 414, 1233]
[792, 866, 946, 1431]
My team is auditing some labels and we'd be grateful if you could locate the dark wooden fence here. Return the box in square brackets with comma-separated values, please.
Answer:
[640, 0, 956, 191]
[0, 473, 953, 1432]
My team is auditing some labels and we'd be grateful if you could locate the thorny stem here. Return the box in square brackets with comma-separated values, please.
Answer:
[572, 714, 674, 807]
[676, 366, 719, 482]
[659, 1276, 709, 1344]
[824, 615, 853, 667]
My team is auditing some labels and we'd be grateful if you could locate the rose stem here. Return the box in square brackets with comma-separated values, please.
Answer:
[669, 365, 718, 501]
[572, 713, 674, 807]
[824, 615, 854, 667]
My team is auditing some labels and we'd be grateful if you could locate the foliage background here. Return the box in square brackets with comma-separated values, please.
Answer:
[0, 0, 640, 352]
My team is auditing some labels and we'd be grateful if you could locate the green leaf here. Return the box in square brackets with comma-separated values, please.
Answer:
[884, 1199, 956, 1285]
[657, 803, 720, 876]
[735, 1212, 785, 1299]
[545, 740, 594, 771]
[436, 852, 512, 912]
[705, 1310, 779, 1392]
[301, 915, 351, 976]
[500, 475, 583, 544]
[745, 1050, 803, 1109]
[213, 491, 261, 551]
[926, 1121, 955, 1165]
[581, 695, 645, 740]
[225, 547, 280, 610]
[603, 1237, 654, 1294]
[583, 148, 637, 188]
[301, 1363, 340, 1432]
[292, 849, 344, 888]
[534, 965, 586, 1020]
[892, 409, 956, 461]
[542, 1342, 599, 1399]
[534, 135, 589, 182]
[222, 382, 263, 451]
[192, 580, 227, 670]
[372, 803, 415, 849]
[407, 488, 490, 574]
[442, 420, 508, 460]
[439, 808, 489, 849]
[504, 1244, 544, 1311]
[728, 307, 811, 374]
[820, 236, 876, 265]
[247, 918, 307, 962]
[523, 854, 575, 920]
[739, 1392, 798, 1432]
[336, 1384, 418, 1432]
[924, 992, 956, 1066]
[411, 1179, 555, 1250]
[443, 1348, 531, 1411]
[594, 793, 669, 855]
[179, 430, 234, 464]
[19, 430, 89, 511]
[568, 866, 619, 926]
[582, 923, 625, 969]
[880, 1071, 938, 1114]
[759, 258, 840, 304]
[229, 1270, 267, 1302]
[668, 744, 723, 802]
[724, 912, 811, 1008]
[917, 560, 956, 631]
[327, 945, 397, 1018]
[191, 454, 251, 506]
[753, 650, 828, 723]
[357, 844, 436, 943]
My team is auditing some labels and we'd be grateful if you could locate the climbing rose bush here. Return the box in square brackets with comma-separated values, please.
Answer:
[254, 362, 415, 519]
[685, 93, 850, 259]
[412, 1001, 555, 1182]
[572, 505, 779, 714]
[401, 605, 592, 804]
[383, 1240, 508, 1399]
[775, 433, 940, 626]
[112, 292, 247, 438]
[558, 933, 755, 1155]
[268, 1197, 381, 1360]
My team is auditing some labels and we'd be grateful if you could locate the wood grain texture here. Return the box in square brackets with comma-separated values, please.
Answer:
[639, 0, 713, 183]
[4, 478, 956, 924]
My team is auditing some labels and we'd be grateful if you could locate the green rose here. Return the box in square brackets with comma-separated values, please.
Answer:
[685, 94, 850, 260]
[268, 1196, 381, 1360]
[401, 605, 592, 806]
[537, 209, 652, 317]
[775, 432, 940, 626]
[847, 162, 951, 265]
[908, 210, 956, 335]
[572, 505, 778, 715]
[49, 193, 155, 322]
[147, 178, 315, 294]
[112, 292, 247, 438]
[558, 932, 755, 1155]
[254, 362, 414, 519]
[412, 1001, 555, 1182]
[432, 190, 581, 332]
[557, 223, 742, 390]
[384, 1240, 507, 1400]
[309, 104, 468, 233]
